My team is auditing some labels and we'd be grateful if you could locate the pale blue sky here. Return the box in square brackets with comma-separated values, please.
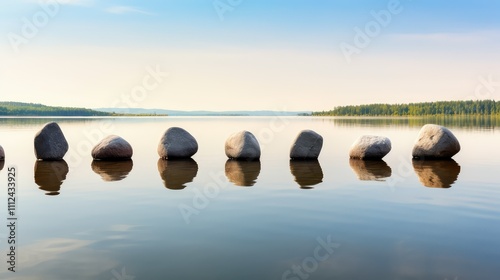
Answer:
[1, 0, 500, 111]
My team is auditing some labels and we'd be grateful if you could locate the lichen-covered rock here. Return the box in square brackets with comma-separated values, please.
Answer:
[225, 131, 261, 160]
[34, 122, 69, 160]
[158, 127, 198, 159]
[92, 135, 133, 160]
[290, 130, 323, 159]
[412, 124, 460, 159]
[349, 135, 391, 159]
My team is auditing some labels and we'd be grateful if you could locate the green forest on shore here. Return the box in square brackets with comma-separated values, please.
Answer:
[0, 102, 164, 116]
[3, 100, 500, 117]
[312, 100, 500, 116]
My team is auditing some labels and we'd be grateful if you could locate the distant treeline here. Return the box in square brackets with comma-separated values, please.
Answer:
[0, 102, 166, 116]
[312, 100, 500, 116]
[0, 102, 113, 116]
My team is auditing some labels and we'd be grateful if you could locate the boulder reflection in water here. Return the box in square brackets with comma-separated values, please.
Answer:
[91, 160, 133, 182]
[289, 160, 323, 189]
[157, 159, 198, 190]
[349, 159, 392, 182]
[412, 159, 461, 188]
[34, 160, 69, 196]
[225, 159, 261, 187]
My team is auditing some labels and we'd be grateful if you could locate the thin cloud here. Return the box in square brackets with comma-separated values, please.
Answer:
[106, 5, 153, 15]
[57, 0, 93, 5]
[389, 31, 499, 44]
[32, 0, 94, 6]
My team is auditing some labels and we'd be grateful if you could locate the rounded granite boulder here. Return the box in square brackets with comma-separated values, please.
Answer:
[158, 127, 198, 159]
[0, 145, 4, 170]
[92, 135, 133, 160]
[34, 122, 69, 160]
[290, 130, 323, 159]
[412, 124, 460, 159]
[349, 135, 391, 159]
[225, 131, 261, 160]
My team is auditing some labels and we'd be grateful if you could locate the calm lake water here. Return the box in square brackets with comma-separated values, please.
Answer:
[0, 116, 499, 280]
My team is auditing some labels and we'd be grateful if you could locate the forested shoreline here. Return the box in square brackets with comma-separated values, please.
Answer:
[0, 102, 165, 116]
[313, 100, 500, 116]
[0, 102, 113, 116]
[4, 100, 500, 117]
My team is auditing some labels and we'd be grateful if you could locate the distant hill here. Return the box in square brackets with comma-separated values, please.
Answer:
[313, 100, 500, 116]
[0, 102, 309, 117]
[0, 102, 113, 116]
[96, 108, 311, 116]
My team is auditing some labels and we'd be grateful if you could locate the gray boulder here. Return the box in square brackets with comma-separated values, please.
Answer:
[92, 135, 133, 160]
[34, 122, 69, 160]
[158, 127, 198, 159]
[412, 124, 460, 159]
[0, 145, 4, 170]
[225, 131, 261, 160]
[349, 135, 391, 159]
[290, 130, 323, 159]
